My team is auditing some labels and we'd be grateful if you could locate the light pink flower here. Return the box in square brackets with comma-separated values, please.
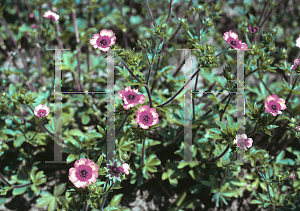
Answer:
[43, 10, 59, 21]
[89, 29, 116, 52]
[29, 13, 34, 18]
[296, 36, 300, 48]
[223, 30, 248, 50]
[234, 134, 253, 150]
[69, 158, 99, 188]
[291, 58, 300, 70]
[120, 163, 130, 175]
[31, 24, 36, 29]
[34, 104, 50, 117]
[135, 105, 159, 129]
[265, 95, 287, 117]
[118, 87, 146, 110]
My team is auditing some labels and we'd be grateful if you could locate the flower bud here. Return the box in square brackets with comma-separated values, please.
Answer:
[271, 28, 277, 34]
[161, 23, 167, 30]
[295, 126, 300, 132]
[290, 118, 296, 123]
[263, 152, 269, 159]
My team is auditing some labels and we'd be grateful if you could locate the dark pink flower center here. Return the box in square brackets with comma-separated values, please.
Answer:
[271, 105, 277, 110]
[49, 15, 56, 21]
[127, 94, 136, 101]
[142, 115, 150, 123]
[100, 39, 107, 45]
[79, 169, 88, 179]
[230, 41, 237, 46]
[112, 167, 119, 173]
[38, 109, 46, 117]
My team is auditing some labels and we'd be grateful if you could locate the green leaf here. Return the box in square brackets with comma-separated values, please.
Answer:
[12, 186, 27, 195]
[81, 114, 90, 125]
[109, 194, 123, 207]
[200, 180, 212, 187]
[160, 103, 183, 110]
[208, 94, 219, 103]
[215, 121, 227, 130]
[0, 198, 6, 206]
[226, 114, 234, 128]
[66, 154, 77, 163]
[14, 135, 26, 147]
[68, 129, 84, 137]
[246, 100, 254, 113]
[53, 183, 66, 196]
[97, 125, 106, 136]
[176, 192, 187, 207]
[86, 131, 103, 139]
[189, 184, 202, 194]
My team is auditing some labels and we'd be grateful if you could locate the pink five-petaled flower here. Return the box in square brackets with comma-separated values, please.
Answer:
[34, 104, 50, 117]
[68, 158, 99, 188]
[118, 87, 146, 110]
[291, 58, 300, 70]
[249, 25, 259, 34]
[31, 24, 36, 29]
[29, 13, 34, 18]
[89, 29, 116, 52]
[234, 134, 253, 150]
[265, 94, 287, 117]
[135, 105, 159, 129]
[43, 10, 59, 21]
[223, 30, 248, 51]
[120, 163, 130, 175]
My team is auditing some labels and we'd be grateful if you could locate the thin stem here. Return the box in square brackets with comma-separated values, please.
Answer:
[0, 17, 36, 92]
[153, 128, 184, 153]
[116, 112, 129, 137]
[99, 181, 115, 211]
[202, 145, 230, 163]
[117, 56, 143, 84]
[150, 56, 161, 95]
[218, 153, 235, 189]
[83, 201, 89, 211]
[247, 123, 258, 137]
[257, 1, 267, 27]
[172, 59, 185, 77]
[157, 66, 202, 108]
[144, 0, 157, 28]
[72, 9, 83, 91]
[144, 85, 153, 108]
[0, 172, 32, 188]
[120, 3, 128, 50]
[215, 46, 231, 58]
[266, 183, 274, 204]
[220, 94, 232, 122]
[258, 69, 273, 95]
[166, 0, 174, 24]
[245, 67, 260, 78]
[141, 138, 145, 167]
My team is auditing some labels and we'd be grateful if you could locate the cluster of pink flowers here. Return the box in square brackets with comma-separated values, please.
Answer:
[118, 87, 160, 129]
[68, 158, 130, 188]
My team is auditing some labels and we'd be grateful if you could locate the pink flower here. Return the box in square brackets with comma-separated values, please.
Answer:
[118, 87, 146, 110]
[43, 10, 59, 21]
[223, 30, 248, 50]
[234, 134, 253, 150]
[34, 104, 50, 117]
[249, 25, 259, 34]
[296, 36, 300, 48]
[68, 158, 99, 188]
[31, 24, 36, 29]
[106, 160, 122, 180]
[29, 13, 34, 18]
[289, 171, 296, 180]
[120, 163, 130, 175]
[135, 105, 159, 129]
[89, 29, 116, 52]
[291, 58, 300, 70]
[265, 95, 287, 116]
